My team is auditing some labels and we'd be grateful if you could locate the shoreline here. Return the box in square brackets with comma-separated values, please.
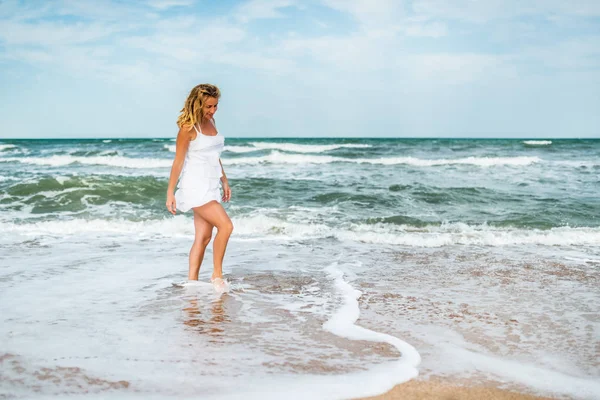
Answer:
[356, 379, 556, 400]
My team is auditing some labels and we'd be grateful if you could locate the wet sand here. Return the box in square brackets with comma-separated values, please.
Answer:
[357, 379, 556, 400]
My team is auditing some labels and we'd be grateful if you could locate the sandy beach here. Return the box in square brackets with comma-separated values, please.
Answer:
[2, 138, 599, 399]
[359, 379, 555, 400]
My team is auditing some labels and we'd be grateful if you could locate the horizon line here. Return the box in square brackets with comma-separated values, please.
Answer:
[1, 136, 599, 140]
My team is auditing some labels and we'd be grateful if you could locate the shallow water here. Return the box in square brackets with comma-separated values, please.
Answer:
[1, 138, 599, 399]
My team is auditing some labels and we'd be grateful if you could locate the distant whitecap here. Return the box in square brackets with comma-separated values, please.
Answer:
[224, 152, 542, 167]
[0, 155, 172, 169]
[523, 140, 552, 145]
[0, 144, 16, 151]
[249, 142, 372, 153]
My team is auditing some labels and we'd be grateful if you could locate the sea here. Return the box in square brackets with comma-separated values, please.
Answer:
[0, 138, 599, 399]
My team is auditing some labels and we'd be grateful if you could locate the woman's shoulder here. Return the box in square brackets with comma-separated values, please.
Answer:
[177, 124, 196, 138]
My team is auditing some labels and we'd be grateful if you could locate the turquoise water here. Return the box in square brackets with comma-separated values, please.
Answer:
[1, 138, 599, 230]
[1, 138, 599, 399]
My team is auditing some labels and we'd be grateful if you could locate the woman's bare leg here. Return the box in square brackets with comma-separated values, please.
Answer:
[189, 210, 214, 280]
[192, 201, 233, 280]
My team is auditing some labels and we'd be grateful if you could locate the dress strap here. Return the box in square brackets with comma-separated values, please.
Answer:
[193, 123, 201, 135]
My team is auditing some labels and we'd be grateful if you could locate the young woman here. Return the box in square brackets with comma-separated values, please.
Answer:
[166, 84, 233, 292]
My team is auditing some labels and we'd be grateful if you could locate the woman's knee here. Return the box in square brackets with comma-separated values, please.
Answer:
[219, 219, 234, 235]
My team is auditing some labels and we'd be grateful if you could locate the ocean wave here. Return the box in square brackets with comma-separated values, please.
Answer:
[224, 145, 261, 153]
[0, 175, 166, 210]
[523, 140, 552, 146]
[165, 144, 267, 154]
[0, 155, 172, 169]
[226, 152, 337, 165]
[248, 142, 372, 153]
[4, 217, 599, 247]
[0, 144, 17, 151]
[225, 152, 542, 167]
[336, 223, 600, 247]
[554, 160, 599, 168]
[234, 217, 600, 246]
[2, 218, 193, 237]
[102, 140, 112, 143]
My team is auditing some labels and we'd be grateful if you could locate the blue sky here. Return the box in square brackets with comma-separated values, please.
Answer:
[0, 0, 599, 138]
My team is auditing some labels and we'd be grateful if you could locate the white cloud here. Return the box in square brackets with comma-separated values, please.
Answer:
[411, 0, 600, 23]
[0, 21, 120, 46]
[323, 0, 406, 28]
[123, 20, 248, 61]
[0, 0, 54, 21]
[51, 0, 154, 21]
[405, 53, 514, 84]
[402, 20, 447, 37]
[147, 0, 195, 10]
[234, 0, 297, 23]
[522, 36, 600, 71]
[213, 51, 295, 73]
[0, 0, 598, 96]
[281, 34, 392, 70]
[320, 0, 448, 42]
[0, 1, 297, 83]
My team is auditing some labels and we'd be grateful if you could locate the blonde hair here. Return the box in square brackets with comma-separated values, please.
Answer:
[176, 84, 221, 128]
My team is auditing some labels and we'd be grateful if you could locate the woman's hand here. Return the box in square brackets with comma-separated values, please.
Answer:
[221, 180, 231, 202]
[166, 192, 177, 215]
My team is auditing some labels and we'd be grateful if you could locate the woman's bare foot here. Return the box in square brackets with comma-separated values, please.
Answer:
[211, 276, 229, 294]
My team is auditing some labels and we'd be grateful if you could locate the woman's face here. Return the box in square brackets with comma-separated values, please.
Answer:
[203, 96, 218, 120]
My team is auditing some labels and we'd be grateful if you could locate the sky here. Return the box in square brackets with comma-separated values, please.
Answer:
[0, 0, 599, 139]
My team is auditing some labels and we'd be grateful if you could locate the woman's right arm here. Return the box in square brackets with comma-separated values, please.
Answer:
[166, 126, 192, 215]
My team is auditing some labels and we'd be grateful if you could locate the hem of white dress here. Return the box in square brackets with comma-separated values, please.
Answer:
[176, 198, 221, 213]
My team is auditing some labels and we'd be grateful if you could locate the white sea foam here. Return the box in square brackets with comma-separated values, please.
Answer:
[323, 262, 420, 368]
[102, 140, 112, 143]
[223, 143, 372, 154]
[224, 145, 261, 153]
[1, 155, 172, 169]
[233, 217, 600, 247]
[437, 342, 600, 399]
[4, 217, 600, 248]
[564, 256, 600, 264]
[336, 222, 600, 247]
[98, 150, 120, 156]
[249, 142, 372, 153]
[226, 152, 337, 165]
[357, 156, 541, 167]
[0, 144, 16, 151]
[225, 152, 542, 167]
[400, 321, 600, 400]
[0, 216, 193, 238]
[166, 144, 254, 154]
[523, 140, 552, 145]
[204, 263, 421, 400]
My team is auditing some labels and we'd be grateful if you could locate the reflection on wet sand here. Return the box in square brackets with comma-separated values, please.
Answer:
[183, 296, 231, 340]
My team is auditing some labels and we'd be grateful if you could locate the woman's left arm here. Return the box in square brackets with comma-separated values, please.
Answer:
[219, 159, 231, 202]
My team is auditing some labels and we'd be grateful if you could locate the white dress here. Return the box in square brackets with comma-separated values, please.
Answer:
[175, 121, 224, 212]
